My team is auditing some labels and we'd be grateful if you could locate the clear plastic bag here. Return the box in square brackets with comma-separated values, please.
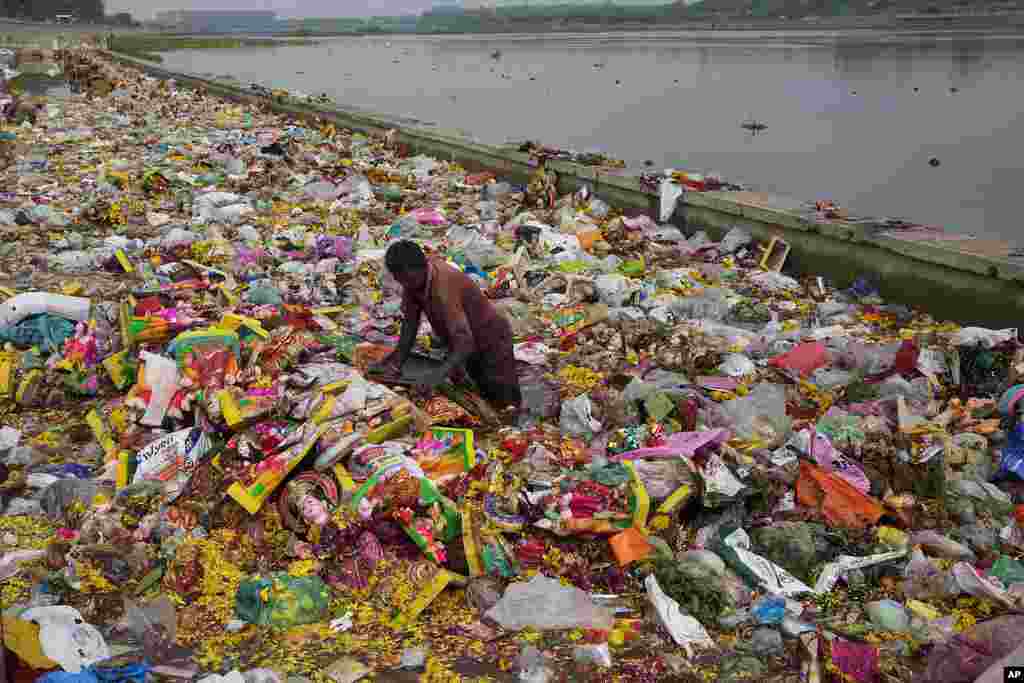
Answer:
[560, 394, 602, 438]
[903, 548, 948, 601]
[719, 383, 791, 444]
[486, 575, 614, 631]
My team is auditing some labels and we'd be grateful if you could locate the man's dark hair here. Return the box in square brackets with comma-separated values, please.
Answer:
[385, 240, 427, 274]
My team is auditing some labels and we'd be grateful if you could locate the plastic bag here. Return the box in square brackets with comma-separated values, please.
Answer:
[659, 179, 684, 222]
[997, 422, 1024, 480]
[974, 641, 1024, 683]
[560, 394, 602, 438]
[132, 428, 214, 503]
[594, 274, 634, 307]
[235, 573, 330, 628]
[485, 575, 614, 631]
[0, 426, 19, 452]
[719, 383, 790, 444]
[21, 606, 110, 673]
[670, 292, 732, 322]
[989, 556, 1024, 586]
[645, 575, 715, 657]
[39, 479, 103, 520]
[719, 228, 752, 254]
[903, 548, 949, 601]
[718, 353, 756, 377]
[447, 225, 507, 268]
[952, 327, 1016, 349]
[718, 527, 814, 597]
[303, 180, 341, 201]
[947, 562, 1014, 606]
[0, 292, 91, 328]
[769, 342, 829, 377]
[914, 616, 1024, 683]
[909, 531, 975, 561]
[139, 351, 179, 427]
[795, 462, 884, 530]
[790, 429, 870, 493]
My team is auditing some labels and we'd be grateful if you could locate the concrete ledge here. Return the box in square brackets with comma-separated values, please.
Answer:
[104, 50, 1024, 327]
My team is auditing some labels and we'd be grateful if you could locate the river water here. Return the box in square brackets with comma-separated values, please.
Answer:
[160, 30, 1024, 242]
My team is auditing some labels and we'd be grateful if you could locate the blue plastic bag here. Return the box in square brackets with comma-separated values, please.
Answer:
[997, 422, 1024, 480]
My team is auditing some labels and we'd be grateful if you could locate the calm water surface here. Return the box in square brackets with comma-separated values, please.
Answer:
[161, 30, 1024, 242]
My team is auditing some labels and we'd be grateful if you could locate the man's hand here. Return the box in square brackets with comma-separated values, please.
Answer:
[413, 368, 448, 396]
[369, 352, 403, 377]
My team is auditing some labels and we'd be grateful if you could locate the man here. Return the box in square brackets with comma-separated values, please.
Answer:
[372, 240, 521, 411]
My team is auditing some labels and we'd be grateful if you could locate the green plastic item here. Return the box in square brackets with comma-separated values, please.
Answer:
[556, 260, 588, 273]
[644, 392, 675, 423]
[990, 556, 1024, 586]
[619, 259, 645, 277]
[235, 573, 330, 628]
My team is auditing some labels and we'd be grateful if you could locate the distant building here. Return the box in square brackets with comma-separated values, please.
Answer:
[153, 10, 280, 34]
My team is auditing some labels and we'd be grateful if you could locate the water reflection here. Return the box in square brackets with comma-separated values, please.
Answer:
[159, 30, 1024, 241]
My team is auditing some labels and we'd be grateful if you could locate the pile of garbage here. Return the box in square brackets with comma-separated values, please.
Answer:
[1, 48, 1023, 683]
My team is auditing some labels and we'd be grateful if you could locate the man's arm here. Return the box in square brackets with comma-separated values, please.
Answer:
[372, 298, 421, 375]
[394, 306, 421, 365]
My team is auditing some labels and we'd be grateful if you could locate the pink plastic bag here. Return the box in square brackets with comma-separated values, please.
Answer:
[914, 616, 1024, 683]
[412, 208, 446, 226]
[612, 429, 731, 460]
[769, 342, 829, 377]
[830, 638, 880, 683]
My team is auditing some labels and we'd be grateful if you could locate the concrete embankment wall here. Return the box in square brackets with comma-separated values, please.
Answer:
[103, 50, 1024, 328]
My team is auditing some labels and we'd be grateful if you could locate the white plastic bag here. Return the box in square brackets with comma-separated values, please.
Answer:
[139, 352, 180, 427]
[485, 575, 614, 631]
[0, 292, 91, 328]
[21, 606, 110, 673]
[660, 178, 684, 222]
[594, 274, 634, 307]
[560, 395, 602, 438]
[645, 575, 715, 657]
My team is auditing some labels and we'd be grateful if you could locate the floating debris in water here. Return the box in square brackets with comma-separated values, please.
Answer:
[741, 119, 767, 134]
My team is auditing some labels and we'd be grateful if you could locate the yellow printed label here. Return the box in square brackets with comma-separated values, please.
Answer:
[320, 380, 351, 394]
[389, 568, 456, 629]
[656, 484, 693, 516]
[218, 284, 240, 307]
[116, 451, 137, 489]
[623, 461, 650, 534]
[115, 249, 134, 273]
[102, 350, 133, 390]
[61, 281, 84, 296]
[119, 300, 133, 346]
[15, 369, 42, 406]
[312, 305, 347, 315]
[332, 462, 356, 494]
[218, 390, 243, 429]
[462, 505, 483, 577]
[86, 409, 117, 458]
[311, 394, 337, 425]
[0, 351, 17, 396]
[220, 313, 267, 338]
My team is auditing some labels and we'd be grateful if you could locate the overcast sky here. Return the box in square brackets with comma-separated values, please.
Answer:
[106, 0, 436, 20]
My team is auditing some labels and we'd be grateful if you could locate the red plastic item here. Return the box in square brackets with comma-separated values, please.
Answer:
[769, 342, 829, 377]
